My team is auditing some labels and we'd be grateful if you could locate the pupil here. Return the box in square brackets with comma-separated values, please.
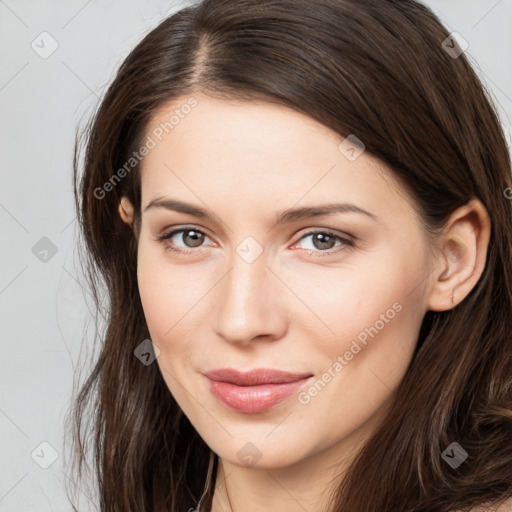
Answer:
[314, 233, 334, 250]
[185, 230, 204, 247]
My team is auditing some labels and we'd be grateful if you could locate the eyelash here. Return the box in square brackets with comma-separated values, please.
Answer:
[156, 226, 356, 258]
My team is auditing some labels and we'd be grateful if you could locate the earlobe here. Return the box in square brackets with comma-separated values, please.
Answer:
[426, 199, 491, 312]
[118, 196, 135, 227]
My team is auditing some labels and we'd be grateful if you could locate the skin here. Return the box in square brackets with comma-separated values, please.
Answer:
[118, 92, 490, 511]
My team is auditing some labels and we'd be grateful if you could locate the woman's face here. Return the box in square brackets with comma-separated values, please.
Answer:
[132, 93, 436, 470]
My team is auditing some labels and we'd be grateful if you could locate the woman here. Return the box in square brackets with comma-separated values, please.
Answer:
[68, 0, 512, 510]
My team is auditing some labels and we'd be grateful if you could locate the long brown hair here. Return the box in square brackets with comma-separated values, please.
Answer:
[68, 0, 512, 510]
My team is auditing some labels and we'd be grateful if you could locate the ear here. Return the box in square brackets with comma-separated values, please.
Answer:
[426, 198, 491, 311]
[118, 196, 135, 227]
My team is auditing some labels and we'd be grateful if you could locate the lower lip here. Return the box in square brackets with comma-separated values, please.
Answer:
[206, 376, 312, 414]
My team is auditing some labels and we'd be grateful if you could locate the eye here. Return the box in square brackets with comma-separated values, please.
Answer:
[156, 226, 355, 258]
[156, 226, 214, 255]
[292, 229, 355, 257]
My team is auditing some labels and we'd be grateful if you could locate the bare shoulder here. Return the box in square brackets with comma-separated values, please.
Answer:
[453, 497, 512, 512]
[470, 496, 512, 511]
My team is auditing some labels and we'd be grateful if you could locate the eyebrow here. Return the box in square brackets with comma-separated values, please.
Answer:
[144, 198, 379, 225]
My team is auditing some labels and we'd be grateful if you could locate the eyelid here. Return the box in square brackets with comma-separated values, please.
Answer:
[156, 225, 215, 247]
[292, 227, 355, 243]
[156, 226, 352, 244]
[290, 228, 355, 255]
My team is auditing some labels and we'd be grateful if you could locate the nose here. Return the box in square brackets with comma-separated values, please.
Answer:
[213, 249, 288, 347]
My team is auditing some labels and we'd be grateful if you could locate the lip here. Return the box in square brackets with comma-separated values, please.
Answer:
[203, 368, 313, 414]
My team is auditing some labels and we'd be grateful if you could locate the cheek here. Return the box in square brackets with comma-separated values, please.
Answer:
[280, 249, 423, 358]
[295, 288, 422, 449]
[320, 256, 426, 390]
[137, 243, 187, 343]
[136, 247, 201, 403]
[136, 241, 217, 363]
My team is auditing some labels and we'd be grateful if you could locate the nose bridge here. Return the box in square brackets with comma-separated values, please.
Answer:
[214, 241, 281, 343]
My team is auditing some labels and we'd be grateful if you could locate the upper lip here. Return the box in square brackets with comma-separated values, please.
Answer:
[203, 368, 313, 386]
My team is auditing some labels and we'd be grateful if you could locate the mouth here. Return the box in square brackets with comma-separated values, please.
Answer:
[203, 368, 314, 414]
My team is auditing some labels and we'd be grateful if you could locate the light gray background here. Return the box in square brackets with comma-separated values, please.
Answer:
[1, 1, 511, 510]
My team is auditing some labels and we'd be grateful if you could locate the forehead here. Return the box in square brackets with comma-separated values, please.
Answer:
[138, 93, 417, 223]
[142, 93, 341, 165]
